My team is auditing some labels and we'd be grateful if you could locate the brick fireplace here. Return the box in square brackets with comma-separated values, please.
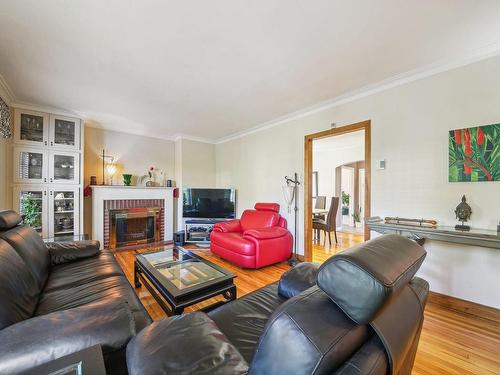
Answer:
[104, 200, 165, 248]
[91, 186, 175, 250]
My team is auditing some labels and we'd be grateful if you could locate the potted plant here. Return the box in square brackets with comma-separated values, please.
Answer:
[352, 208, 361, 228]
[341, 191, 350, 216]
[21, 193, 41, 229]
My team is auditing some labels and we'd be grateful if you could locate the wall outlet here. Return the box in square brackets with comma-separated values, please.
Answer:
[376, 159, 386, 170]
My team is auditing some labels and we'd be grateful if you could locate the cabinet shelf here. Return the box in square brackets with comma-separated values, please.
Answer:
[13, 107, 82, 240]
[54, 230, 75, 235]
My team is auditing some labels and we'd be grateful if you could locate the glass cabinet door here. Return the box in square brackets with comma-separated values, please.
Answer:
[49, 151, 80, 184]
[14, 110, 49, 146]
[50, 115, 81, 150]
[14, 186, 48, 237]
[14, 147, 48, 183]
[49, 188, 79, 240]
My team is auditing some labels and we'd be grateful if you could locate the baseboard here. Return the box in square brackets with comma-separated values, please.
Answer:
[427, 291, 500, 324]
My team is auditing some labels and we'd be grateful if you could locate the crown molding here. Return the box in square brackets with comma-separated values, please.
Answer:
[173, 133, 216, 144]
[0, 73, 15, 105]
[215, 42, 500, 144]
[3, 42, 500, 145]
[11, 101, 83, 119]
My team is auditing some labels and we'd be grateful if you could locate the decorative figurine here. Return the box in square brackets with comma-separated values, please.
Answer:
[454, 195, 472, 231]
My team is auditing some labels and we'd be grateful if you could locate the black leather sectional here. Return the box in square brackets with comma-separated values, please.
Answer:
[0, 210, 151, 375]
[127, 233, 429, 375]
[0, 208, 429, 375]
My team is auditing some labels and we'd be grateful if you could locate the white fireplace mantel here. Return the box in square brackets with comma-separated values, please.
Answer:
[91, 186, 175, 249]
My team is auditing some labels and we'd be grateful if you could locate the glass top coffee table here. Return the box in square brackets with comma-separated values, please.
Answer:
[134, 243, 236, 315]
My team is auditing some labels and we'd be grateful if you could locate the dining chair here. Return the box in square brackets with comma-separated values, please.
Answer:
[313, 195, 327, 241]
[314, 196, 326, 210]
[313, 197, 339, 246]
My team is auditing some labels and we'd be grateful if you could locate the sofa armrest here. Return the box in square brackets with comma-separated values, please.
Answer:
[127, 312, 248, 375]
[243, 227, 288, 240]
[0, 299, 136, 375]
[213, 219, 242, 233]
[278, 262, 319, 299]
[333, 335, 389, 375]
[46, 240, 101, 265]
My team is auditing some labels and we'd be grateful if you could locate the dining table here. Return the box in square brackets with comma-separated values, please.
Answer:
[312, 208, 329, 242]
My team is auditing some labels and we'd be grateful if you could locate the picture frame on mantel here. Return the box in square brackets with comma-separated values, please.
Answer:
[449, 123, 500, 182]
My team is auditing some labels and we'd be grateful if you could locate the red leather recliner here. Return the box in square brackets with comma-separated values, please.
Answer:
[210, 203, 293, 269]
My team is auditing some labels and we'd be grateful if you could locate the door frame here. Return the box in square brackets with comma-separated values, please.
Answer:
[304, 120, 371, 262]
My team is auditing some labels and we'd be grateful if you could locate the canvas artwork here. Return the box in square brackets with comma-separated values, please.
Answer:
[449, 123, 499, 182]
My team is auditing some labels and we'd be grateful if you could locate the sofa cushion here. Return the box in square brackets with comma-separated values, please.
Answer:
[317, 234, 426, 325]
[46, 240, 101, 265]
[209, 283, 286, 362]
[36, 275, 151, 331]
[211, 231, 256, 256]
[278, 262, 319, 299]
[240, 209, 280, 232]
[0, 210, 22, 231]
[249, 286, 369, 375]
[43, 251, 124, 292]
[0, 299, 136, 375]
[0, 225, 50, 290]
[127, 312, 248, 375]
[0, 239, 39, 329]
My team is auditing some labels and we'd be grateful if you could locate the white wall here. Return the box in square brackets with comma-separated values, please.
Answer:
[84, 126, 176, 234]
[175, 138, 216, 230]
[181, 139, 216, 188]
[216, 55, 500, 308]
[313, 132, 364, 200]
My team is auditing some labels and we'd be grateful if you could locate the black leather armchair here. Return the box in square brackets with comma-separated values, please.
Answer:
[127, 234, 429, 375]
[0, 210, 151, 375]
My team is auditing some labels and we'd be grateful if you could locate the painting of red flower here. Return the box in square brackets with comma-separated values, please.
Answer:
[449, 123, 499, 182]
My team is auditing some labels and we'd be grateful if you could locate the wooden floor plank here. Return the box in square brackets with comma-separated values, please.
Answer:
[113, 234, 500, 375]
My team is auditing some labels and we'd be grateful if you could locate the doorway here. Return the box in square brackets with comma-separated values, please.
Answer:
[304, 120, 371, 262]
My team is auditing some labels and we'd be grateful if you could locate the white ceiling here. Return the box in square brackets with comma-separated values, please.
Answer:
[1, 1, 500, 142]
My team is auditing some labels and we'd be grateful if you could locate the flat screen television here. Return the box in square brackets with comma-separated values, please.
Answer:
[182, 188, 236, 219]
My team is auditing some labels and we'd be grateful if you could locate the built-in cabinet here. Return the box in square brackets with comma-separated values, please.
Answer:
[12, 108, 84, 240]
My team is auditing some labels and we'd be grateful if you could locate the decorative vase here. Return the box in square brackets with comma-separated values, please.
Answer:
[122, 174, 132, 186]
[342, 206, 349, 216]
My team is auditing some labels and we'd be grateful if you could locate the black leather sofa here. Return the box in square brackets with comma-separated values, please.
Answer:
[127, 233, 429, 375]
[0, 210, 151, 375]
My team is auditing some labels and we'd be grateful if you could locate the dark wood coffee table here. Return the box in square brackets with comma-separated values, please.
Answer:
[134, 243, 237, 315]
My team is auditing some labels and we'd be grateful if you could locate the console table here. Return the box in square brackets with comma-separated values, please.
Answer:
[365, 216, 500, 249]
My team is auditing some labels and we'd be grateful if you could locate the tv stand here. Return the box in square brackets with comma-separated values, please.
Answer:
[185, 219, 228, 245]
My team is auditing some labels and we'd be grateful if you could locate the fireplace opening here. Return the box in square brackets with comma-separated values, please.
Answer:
[109, 208, 161, 248]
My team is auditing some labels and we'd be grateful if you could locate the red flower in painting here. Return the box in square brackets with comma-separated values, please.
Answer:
[477, 128, 484, 145]
[454, 129, 461, 144]
[463, 129, 472, 175]
[463, 129, 471, 157]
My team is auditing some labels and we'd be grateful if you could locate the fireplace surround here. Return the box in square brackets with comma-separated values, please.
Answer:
[91, 186, 175, 250]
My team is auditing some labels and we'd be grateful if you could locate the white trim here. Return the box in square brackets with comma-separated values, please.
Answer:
[11, 102, 82, 119]
[215, 42, 500, 144]
[0, 73, 15, 104]
[172, 133, 215, 144]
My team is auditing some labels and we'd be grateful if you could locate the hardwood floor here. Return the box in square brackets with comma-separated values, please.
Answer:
[311, 230, 364, 263]
[114, 243, 500, 375]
